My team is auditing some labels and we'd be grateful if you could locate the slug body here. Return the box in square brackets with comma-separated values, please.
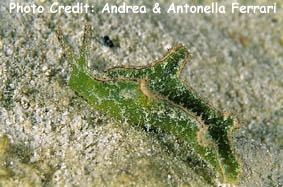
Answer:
[59, 27, 240, 185]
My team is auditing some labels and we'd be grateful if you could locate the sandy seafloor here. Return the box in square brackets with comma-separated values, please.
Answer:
[0, 0, 282, 186]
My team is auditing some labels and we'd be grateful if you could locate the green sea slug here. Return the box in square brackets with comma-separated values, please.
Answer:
[56, 25, 240, 185]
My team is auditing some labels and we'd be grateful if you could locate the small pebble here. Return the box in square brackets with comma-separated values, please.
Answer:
[5, 47, 13, 56]
[42, 65, 48, 72]
[102, 35, 114, 48]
